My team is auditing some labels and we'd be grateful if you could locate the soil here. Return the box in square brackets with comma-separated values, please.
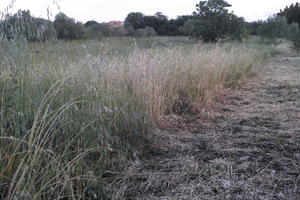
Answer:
[113, 47, 300, 200]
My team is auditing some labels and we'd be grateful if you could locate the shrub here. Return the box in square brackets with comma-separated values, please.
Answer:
[133, 27, 157, 37]
[287, 23, 300, 49]
[258, 16, 289, 40]
[0, 10, 57, 41]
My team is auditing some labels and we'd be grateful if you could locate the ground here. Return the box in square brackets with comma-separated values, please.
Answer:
[112, 46, 300, 200]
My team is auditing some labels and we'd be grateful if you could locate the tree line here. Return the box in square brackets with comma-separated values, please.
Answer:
[0, 0, 299, 45]
[248, 2, 300, 48]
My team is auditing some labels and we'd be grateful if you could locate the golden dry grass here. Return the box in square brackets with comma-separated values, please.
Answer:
[0, 38, 276, 199]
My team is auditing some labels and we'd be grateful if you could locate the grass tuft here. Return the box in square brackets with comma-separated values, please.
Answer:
[0, 37, 275, 199]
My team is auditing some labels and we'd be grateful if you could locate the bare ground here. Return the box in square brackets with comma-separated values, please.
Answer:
[110, 47, 300, 200]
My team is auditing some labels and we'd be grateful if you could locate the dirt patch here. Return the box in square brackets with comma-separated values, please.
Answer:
[110, 49, 300, 200]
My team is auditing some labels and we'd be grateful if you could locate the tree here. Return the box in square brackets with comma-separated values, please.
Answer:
[278, 3, 300, 25]
[84, 20, 99, 28]
[86, 23, 104, 40]
[179, 19, 195, 35]
[0, 10, 37, 41]
[125, 12, 175, 36]
[0, 10, 57, 41]
[257, 15, 300, 48]
[257, 16, 289, 40]
[287, 23, 300, 49]
[246, 21, 264, 35]
[193, 0, 244, 42]
[34, 18, 57, 41]
[53, 12, 87, 40]
[277, 3, 300, 49]
[124, 12, 145, 30]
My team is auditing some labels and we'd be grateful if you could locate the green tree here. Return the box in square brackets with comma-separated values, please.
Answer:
[278, 3, 300, 25]
[0, 10, 57, 41]
[0, 10, 36, 41]
[179, 19, 195, 35]
[124, 12, 145, 30]
[53, 12, 87, 40]
[86, 23, 104, 40]
[35, 18, 57, 41]
[287, 23, 300, 49]
[257, 16, 289, 40]
[256, 15, 300, 49]
[193, 0, 244, 42]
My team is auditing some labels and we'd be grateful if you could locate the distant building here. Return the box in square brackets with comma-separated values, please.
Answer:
[107, 21, 124, 28]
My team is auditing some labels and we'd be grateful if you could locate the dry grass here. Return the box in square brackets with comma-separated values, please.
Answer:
[0, 38, 275, 199]
[110, 47, 300, 200]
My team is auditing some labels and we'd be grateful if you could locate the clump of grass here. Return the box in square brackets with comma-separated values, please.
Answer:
[0, 37, 275, 199]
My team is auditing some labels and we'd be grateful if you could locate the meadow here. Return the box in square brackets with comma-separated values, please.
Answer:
[0, 37, 276, 199]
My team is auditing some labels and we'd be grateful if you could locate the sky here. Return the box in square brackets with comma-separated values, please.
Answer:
[0, 0, 299, 23]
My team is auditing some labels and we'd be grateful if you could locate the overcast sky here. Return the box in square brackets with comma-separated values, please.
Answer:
[1, 0, 299, 23]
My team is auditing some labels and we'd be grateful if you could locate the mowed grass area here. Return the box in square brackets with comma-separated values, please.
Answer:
[0, 37, 275, 199]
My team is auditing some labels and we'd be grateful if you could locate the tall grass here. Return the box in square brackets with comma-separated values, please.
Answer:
[0, 38, 275, 199]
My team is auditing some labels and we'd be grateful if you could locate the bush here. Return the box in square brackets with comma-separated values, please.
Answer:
[257, 15, 300, 49]
[86, 23, 105, 40]
[257, 16, 289, 40]
[0, 10, 57, 41]
[144, 26, 157, 36]
[35, 18, 57, 41]
[287, 23, 300, 49]
[133, 27, 157, 37]
[179, 19, 195, 35]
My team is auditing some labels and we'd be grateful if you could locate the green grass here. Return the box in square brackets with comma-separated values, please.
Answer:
[0, 37, 275, 199]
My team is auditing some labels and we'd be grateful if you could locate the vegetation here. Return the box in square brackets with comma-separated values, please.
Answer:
[243, 3, 300, 49]
[53, 12, 87, 40]
[0, 0, 299, 198]
[1, 1, 299, 45]
[0, 10, 57, 41]
[255, 15, 300, 49]
[0, 37, 275, 199]
[0, 0, 245, 42]
[278, 2, 300, 25]
[192, 0, 244, 42]
[124, 0, 245, 41]
[124, 12, 185, 36]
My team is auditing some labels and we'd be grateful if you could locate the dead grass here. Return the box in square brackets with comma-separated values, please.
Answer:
[112, 48, 300, 200]
[0, 38, 276, 199]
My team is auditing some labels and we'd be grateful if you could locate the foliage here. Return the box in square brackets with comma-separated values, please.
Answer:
[257, 16, 289, 40]
[85, 21, 128, 38]
[278, 3, 300, 25]
[276, 2, 300, 49]
[287, 23, 300, 49]
[179, 19, 196, 35]
[86, 21, 112, 39]
[0, 32, 276, 199]
[192, 0, 244, 42]
[124, 12, 194, 36]
[134, 26, 157, 37]
[53, 12, 87, 40]
[124, 12, 145, 30]
[246, 21, 264, 35]
[1, 1, 248, 41]
[256, 15, 300, 49]
[0, 10, 57, 41]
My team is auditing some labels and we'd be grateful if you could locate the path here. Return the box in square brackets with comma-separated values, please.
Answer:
[115, 47, 300, 200]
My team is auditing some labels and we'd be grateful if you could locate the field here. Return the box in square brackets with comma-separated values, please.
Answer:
[0, 37, 280, 199]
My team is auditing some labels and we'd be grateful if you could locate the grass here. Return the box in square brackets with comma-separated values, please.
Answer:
[0, 37, 276, 199]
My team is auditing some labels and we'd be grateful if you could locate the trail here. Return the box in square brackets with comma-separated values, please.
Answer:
[116, 47, 300, 200]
